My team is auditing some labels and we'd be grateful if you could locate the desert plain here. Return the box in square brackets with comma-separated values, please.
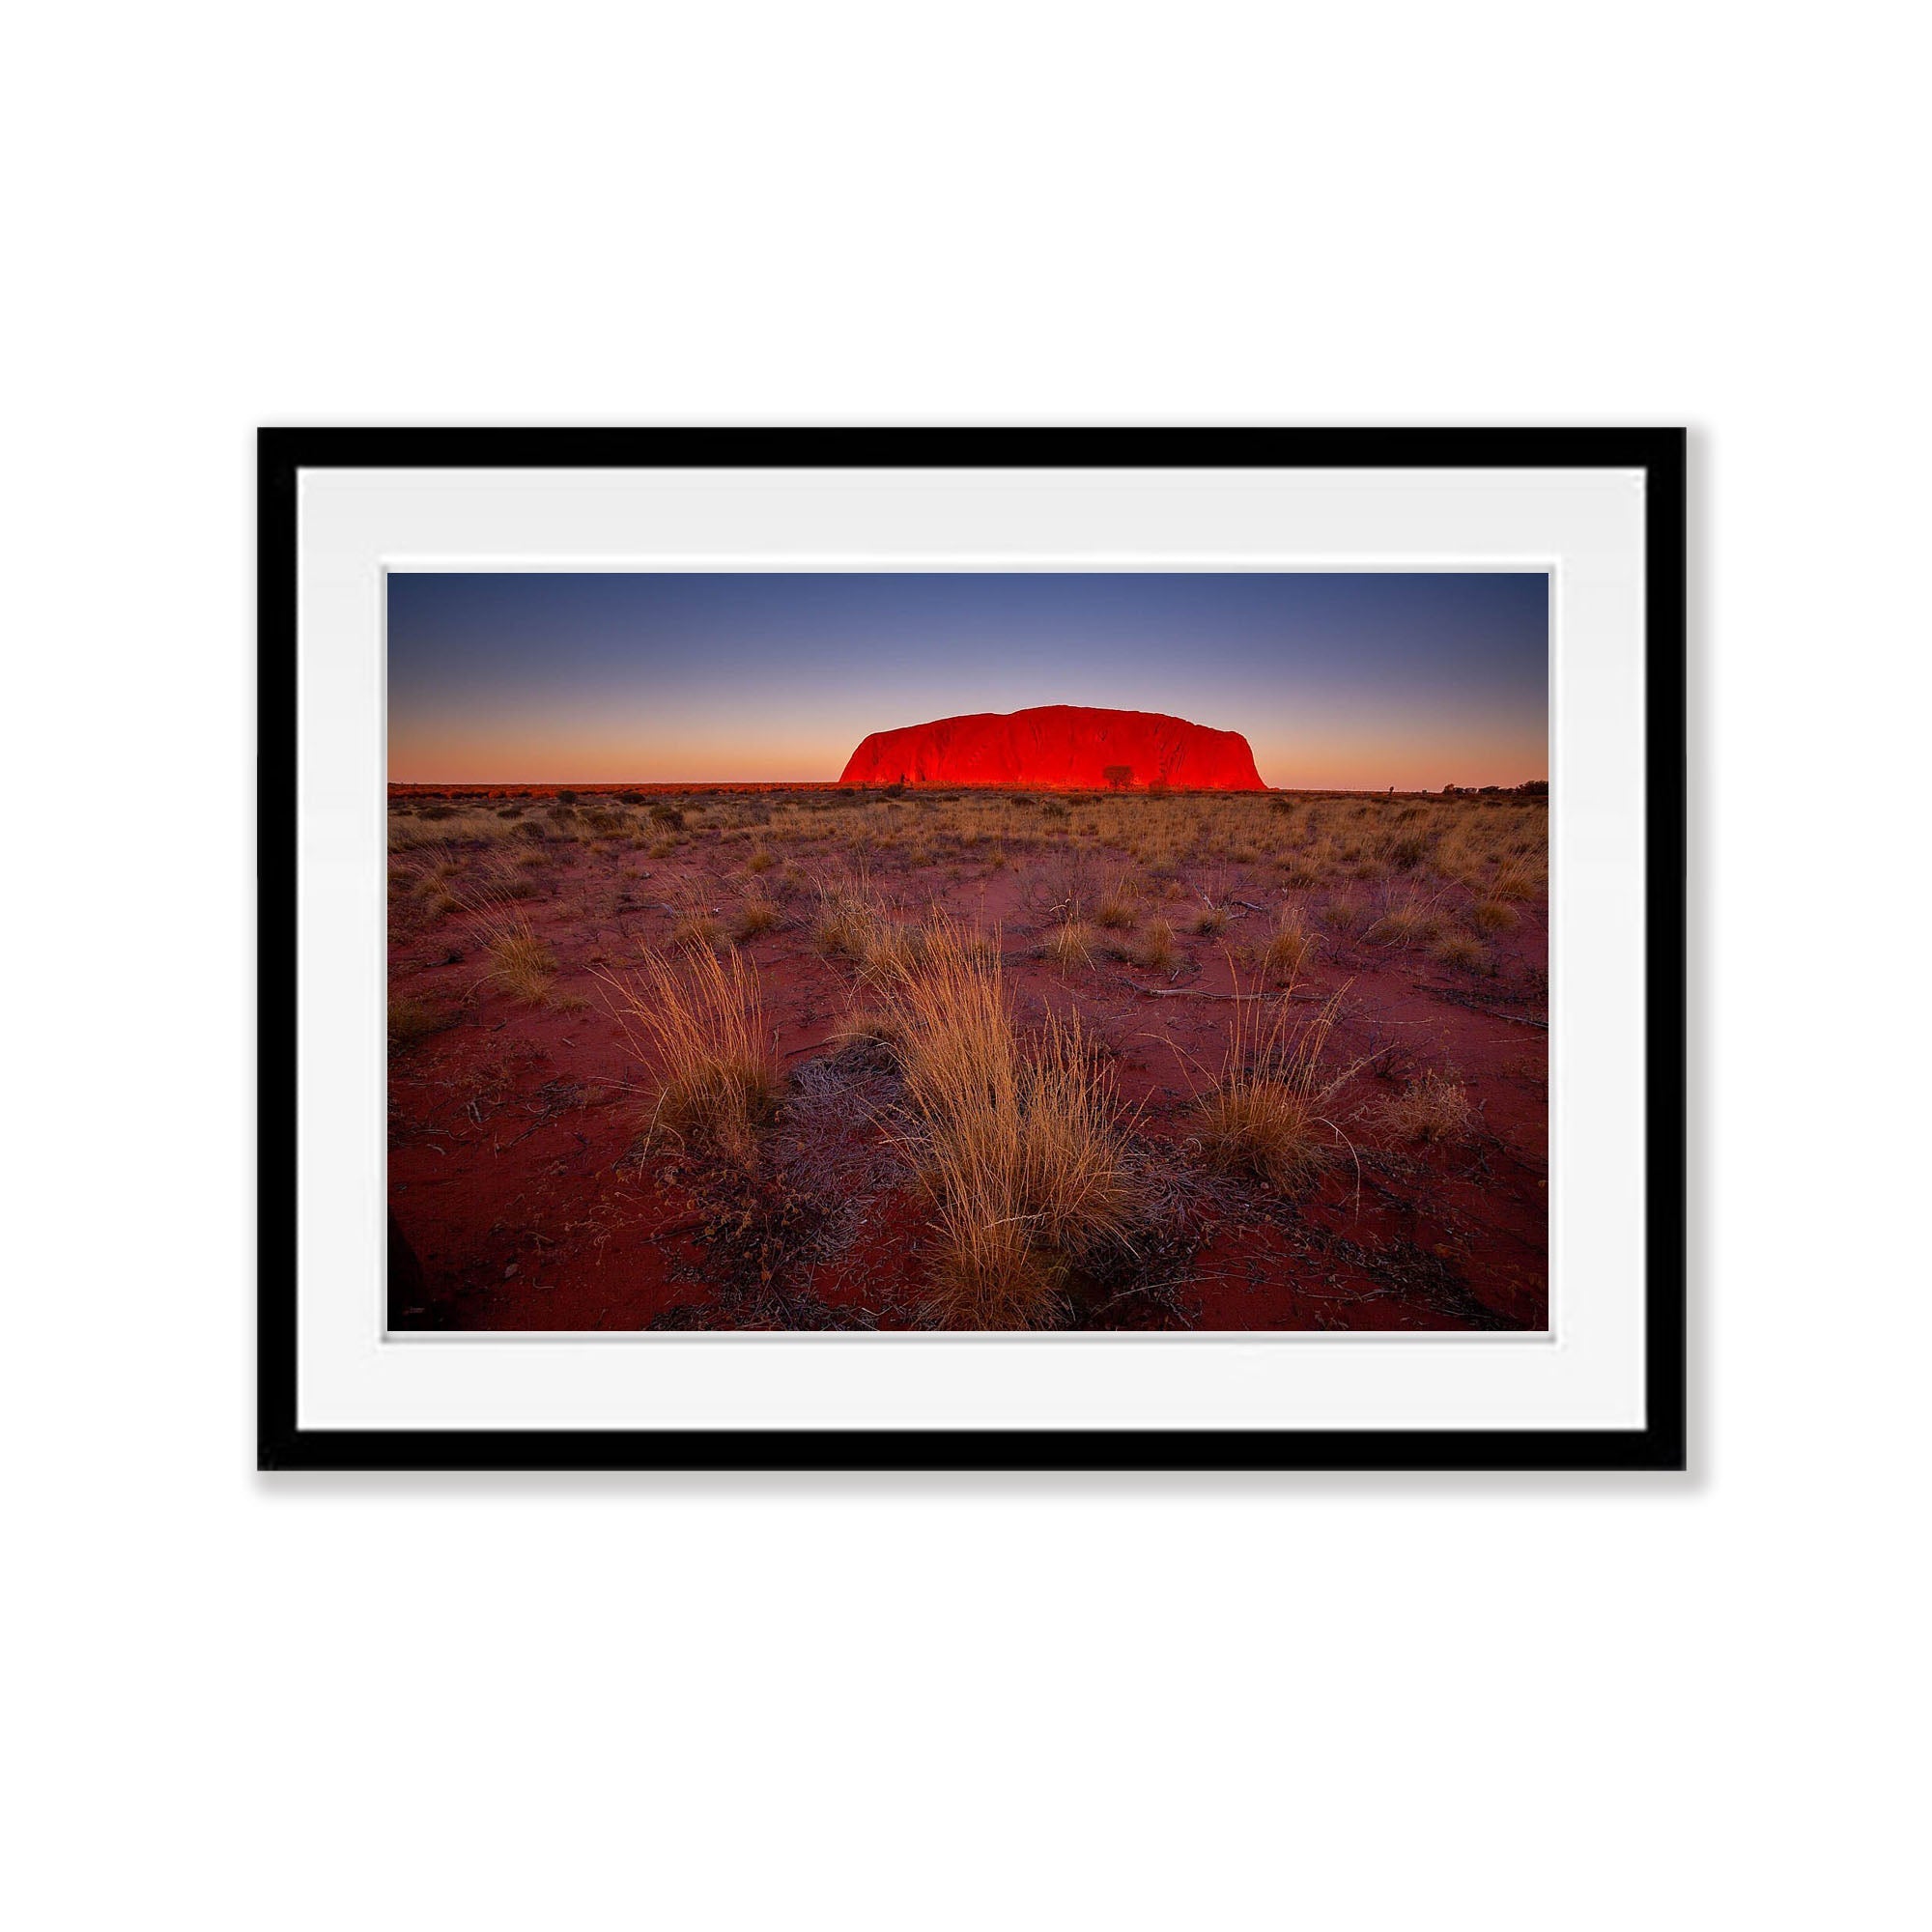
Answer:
[386, 781, 1548, 1331]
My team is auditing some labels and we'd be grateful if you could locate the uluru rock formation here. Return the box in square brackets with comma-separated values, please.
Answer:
[838, 704, 1265, 791]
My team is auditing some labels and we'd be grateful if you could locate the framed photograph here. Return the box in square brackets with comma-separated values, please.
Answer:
[260, 427, 1685, 1470]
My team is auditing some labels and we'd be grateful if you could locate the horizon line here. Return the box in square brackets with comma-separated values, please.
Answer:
[386, 778, 1549, 794]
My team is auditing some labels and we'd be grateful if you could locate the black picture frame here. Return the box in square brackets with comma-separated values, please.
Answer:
[259, 427, 1686, 1473]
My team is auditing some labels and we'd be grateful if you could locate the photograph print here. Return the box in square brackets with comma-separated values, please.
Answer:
[385, 569, 1549, 1335]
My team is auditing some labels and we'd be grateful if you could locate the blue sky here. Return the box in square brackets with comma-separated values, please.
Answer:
[387, 571, 1548, 787]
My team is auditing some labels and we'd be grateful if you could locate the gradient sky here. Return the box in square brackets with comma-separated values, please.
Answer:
[387, 572, 1548, 789]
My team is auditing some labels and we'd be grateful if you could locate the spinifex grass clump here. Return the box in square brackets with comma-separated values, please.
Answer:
[1362, 888, 1445, 950]
[462, 888, 558, 1005]
[810, 894, 870, 961]
[601, 945, 779, 1166]
[1491, 856, 1545, 902]
[1093, 876, 1140, 931]
[732, 894, 781, 941]
[1041, 920, 1098, 973]
[1261, 905, 1316, 982]
[872, 922, 1133, 1328]
[1429, 930, 1492, 974]
[487, 922, 556, 1002]
[1138, 916, 1178, 972]
[1372, 1070, 1476, 1146]
[1196, 972, 1355, 1194]
[387, 995, 456, 1051]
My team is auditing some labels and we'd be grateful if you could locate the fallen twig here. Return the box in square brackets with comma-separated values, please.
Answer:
[1416, 984, 1549, 1029]
[1114, 977, 1328, 1003]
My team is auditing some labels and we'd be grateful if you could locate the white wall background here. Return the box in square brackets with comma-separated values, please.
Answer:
[6, 5, 1926, 1927]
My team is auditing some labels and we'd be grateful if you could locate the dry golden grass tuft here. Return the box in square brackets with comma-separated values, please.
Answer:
[388, 995, 456, 1050]
[1093, 878, 1140, 931]
[1192, 903, 1229, 937]
[1492, 856, 1545, 902]
[1195, 977, 1354, 1194]
[1371, 1070, 1476, 1146]
[601, 945, 778, 1166]
[1471, 898, 1519, 932]
[1363, 891, 1445, 949]
[870, 922, 1133, 1328]
[828, 1006, 909, 1067]
[810, 902, 868, 960]
[480, 921, 555, 1004]
[856, 913, 924, 985]
[1138, 916, 1178, 973]
[1385, 829, 1431, 871]
[1261, 905, 1316, 982]
[387, 810, 510, 853]
[1429, 930, 1492, 974]
[671, 912, 724, 951]
[462, 890, 558, 1005]
[1041, 921, 1098, 973]
[732, 895, 781, 942]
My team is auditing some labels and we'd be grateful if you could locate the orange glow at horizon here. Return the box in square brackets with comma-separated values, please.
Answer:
[385, 717, 1548, 792]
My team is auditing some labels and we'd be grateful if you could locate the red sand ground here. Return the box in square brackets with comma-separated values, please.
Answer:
[386, 789, 1547, 1331]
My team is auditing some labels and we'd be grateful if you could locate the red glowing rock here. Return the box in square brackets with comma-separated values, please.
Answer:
[838, 704, 1266, 792]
